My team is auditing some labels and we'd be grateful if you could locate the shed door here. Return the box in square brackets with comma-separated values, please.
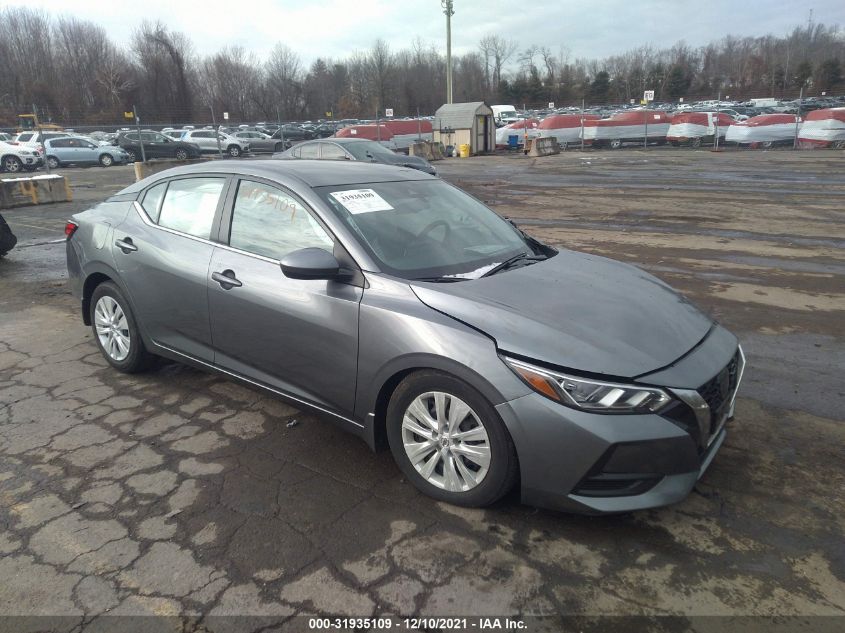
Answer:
[476, 115, 487, 153]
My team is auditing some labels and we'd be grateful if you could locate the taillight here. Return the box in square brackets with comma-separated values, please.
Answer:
[65, 221, 79, 240]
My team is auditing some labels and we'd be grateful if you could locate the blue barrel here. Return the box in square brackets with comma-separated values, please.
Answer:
[508, 134, 519, 149]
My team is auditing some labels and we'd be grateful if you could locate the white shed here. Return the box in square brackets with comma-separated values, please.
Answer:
[433, 102, 494, 155]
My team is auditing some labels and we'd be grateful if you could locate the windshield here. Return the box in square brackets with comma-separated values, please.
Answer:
[344, 141, 394, 160]
[316, 180, 536, 279]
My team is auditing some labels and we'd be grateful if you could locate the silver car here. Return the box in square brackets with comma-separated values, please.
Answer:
[66, 160, 744, 514]
[181, 129, 249, 157]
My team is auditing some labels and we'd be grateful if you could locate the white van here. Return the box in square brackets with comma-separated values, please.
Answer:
[491, 105, 519, 127]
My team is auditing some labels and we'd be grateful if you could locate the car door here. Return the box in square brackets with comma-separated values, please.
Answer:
[113, 175, 230, 362]
[78, 140, 100, 164]
[207, 177, 362, 415]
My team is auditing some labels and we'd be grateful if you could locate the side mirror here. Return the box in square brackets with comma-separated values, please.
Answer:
[280, 247, 346, 281]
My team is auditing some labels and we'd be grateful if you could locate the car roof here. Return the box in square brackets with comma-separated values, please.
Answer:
[116, 159, 434, 196]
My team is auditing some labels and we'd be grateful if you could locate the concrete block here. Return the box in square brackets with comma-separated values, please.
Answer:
[528, 137, 561, 157]
[0, 175, 72, 209]
[134, 158, 213, 182]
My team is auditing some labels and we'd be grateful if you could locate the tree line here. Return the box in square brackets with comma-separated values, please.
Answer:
[0, 6, 842, 127]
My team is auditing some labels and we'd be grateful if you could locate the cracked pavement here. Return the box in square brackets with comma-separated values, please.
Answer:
[0, 152, 843, 631]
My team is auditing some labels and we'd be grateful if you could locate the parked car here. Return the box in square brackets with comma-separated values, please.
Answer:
[269, 124, 315, 142]
[277, 138, 436, 175]
[0, 213, 17, 257]
[43, 137, 131, 168]
[0, 141, 43, 172]
[231, 130, 287, 154]
[14, 130, 70, 148]
[116, 130, 201, 162]
[0, 132, 13, 142]
[65, 160, 744, 514]
[180, 130, 249, 157]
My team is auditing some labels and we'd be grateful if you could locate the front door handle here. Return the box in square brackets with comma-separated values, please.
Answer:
[115, 237, 137, 253]
[212, 270, 242, 289]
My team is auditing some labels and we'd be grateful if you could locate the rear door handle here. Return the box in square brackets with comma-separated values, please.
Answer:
[212, 270, 242, 289]
[115, 237, 137, 253]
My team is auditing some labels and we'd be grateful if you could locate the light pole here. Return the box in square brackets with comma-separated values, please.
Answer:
[441, 0, 454, 104]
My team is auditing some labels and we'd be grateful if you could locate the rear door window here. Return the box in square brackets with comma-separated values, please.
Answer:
[320, 143, 347, 160]
[141, 182, 167, 222]
[299, 143, 319, 159]
[158, 178, 226, 238]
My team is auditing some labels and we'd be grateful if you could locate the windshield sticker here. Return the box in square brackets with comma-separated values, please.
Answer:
[329, 189, 394, 214]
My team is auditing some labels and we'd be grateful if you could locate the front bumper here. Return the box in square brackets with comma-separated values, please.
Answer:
[496, 335, 743, 514]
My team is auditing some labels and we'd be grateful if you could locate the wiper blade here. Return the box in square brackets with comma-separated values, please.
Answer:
[412, 276, 469, 283]
[481, 252, 544, 278]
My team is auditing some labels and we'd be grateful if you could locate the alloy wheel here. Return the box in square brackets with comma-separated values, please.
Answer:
[401, 391, 491, 492]
[94, 296, 131, 361]
[46, 157, 60, 169]
[3, 156, 22, 172]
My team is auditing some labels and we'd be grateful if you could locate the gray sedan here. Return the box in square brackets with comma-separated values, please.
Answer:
[232, 130, 287, 154]
[66, 160, 743, 513]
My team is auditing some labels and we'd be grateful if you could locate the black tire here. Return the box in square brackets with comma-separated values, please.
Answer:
[99, 153, 114, 167]
[761, 141, 774, 149]
[46, 156, 61, 169]
[833, 140, 845, 150]
[124, 149, 136, 162]
[89, 281, 154, 373]
[174, 148, 189, 160]
[690, 137, 702, 149]
[386, 370, 518, 507]
[0, 214, 17, 258]
[609, 139, 622, 149]
[2, 155, 23, 173]
[227, 145, 241, 158]
[274, 143, 285, 153]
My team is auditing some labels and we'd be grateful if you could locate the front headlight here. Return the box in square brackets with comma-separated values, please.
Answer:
[503, 356, 671, 414]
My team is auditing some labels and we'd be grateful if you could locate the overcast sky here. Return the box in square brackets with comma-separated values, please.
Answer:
[10, 0, 845, 66]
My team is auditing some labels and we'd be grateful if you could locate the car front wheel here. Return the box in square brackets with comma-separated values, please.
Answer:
[227, 145, 241, 157]
[387, 370, 518, 507]
[46, 156, 60, 169]
[90, 281, 153, 373]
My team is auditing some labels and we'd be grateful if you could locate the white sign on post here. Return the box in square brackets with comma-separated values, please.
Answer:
[630, 99, 635, 104]
[643, 90, 655, 102]
[385, 108, 394, 117]
[223, 112, 229, 120]
[679, 97, 684, 103]
[548, 102, 555, 109]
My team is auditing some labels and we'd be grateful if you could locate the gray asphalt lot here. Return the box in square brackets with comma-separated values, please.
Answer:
[0, 150, 843, 631]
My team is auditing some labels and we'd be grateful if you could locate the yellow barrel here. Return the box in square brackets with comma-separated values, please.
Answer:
[459, 143, 470, 158]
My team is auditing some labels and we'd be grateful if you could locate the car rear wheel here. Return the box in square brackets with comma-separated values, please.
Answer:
[46, 156, 60, 169]
[691, 137, 702, 149]
[99, 154, 114, 167]
[387, 370, 518, 507]
[90, 281, 153, 373]
[610, 139, 623, 149]
[227, 145, 241, 157]
[124, 149, 136, 162]
[174, 148, 189, 161]
[2, 155, 23, 172]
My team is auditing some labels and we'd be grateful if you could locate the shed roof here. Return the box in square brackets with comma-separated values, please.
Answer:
[433, 102, 492, 130]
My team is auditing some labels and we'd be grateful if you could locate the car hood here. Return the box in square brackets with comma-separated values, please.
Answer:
[410, 249, 713, 378]
[374, 153, 435, 173]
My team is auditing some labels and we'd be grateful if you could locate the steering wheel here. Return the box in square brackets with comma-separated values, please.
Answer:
[405, 220, 452, 253]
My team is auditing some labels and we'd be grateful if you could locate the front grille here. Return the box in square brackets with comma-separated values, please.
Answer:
[698, 350, 741, 429]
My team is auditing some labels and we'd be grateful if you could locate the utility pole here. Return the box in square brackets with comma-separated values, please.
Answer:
[32, 104, 50, 174]
[442, 0, 455, 104]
